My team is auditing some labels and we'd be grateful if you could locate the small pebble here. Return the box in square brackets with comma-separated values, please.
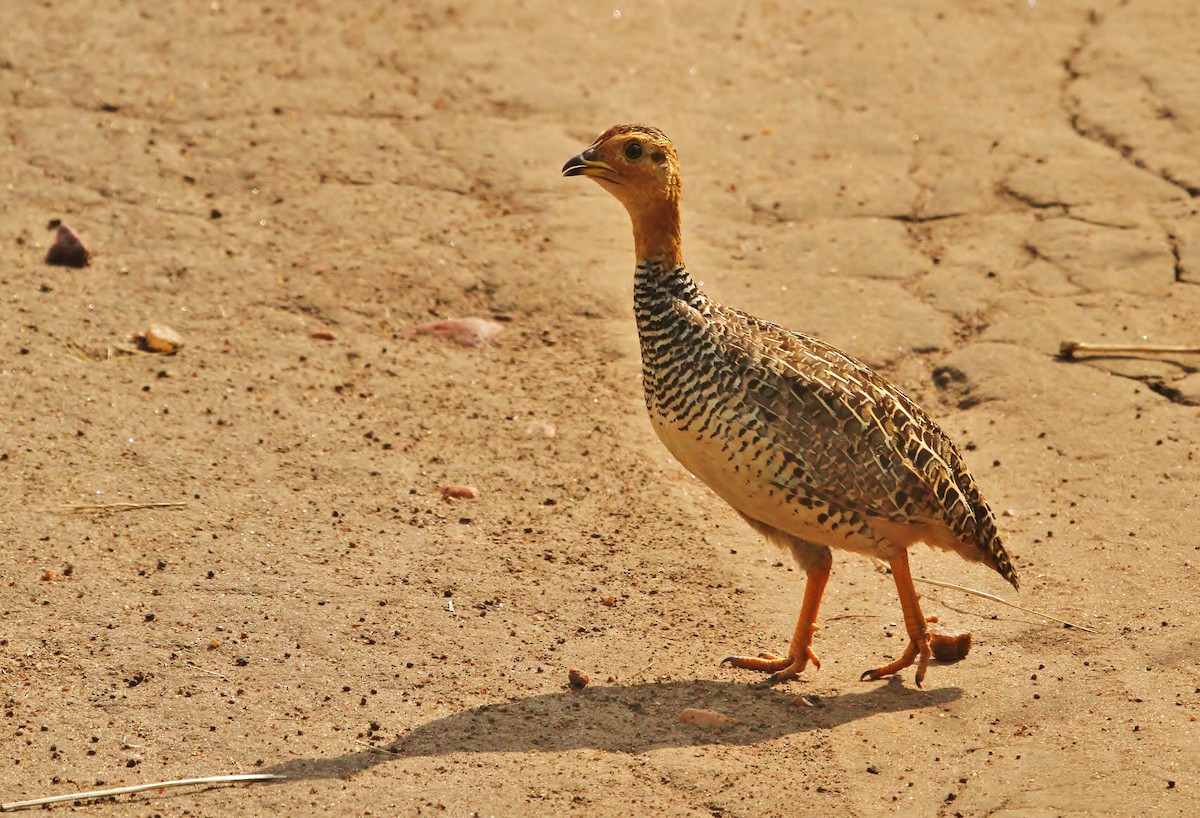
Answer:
[136, 324, 185, 354]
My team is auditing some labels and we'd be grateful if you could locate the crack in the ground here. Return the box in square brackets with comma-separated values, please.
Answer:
[893, 141, 948, 278]
[998, 177, 1183, 293]
[1069, 109, 1200, 198]
[1003, 194, 1190, 298]
[1106, 370, 1199, 406]
[1166, 230, 1187, 283]
[996, 179, 1137, 229]
[1063, 212, 1136, 230]
[1019, 240, 1060, 269]
[1062, 9, 1200, 199]
[891, 139, 1005, 367]
[1067, 349, 1199, 405]
[873, 211, 965, 224]
[995, 181, 1068, 214]
[1143, 377, 1198, 405]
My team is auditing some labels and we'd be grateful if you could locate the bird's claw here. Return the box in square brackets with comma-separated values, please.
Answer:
[722, 649, 817, 684]
[720, 651, 780, 668]
[860, 669, 905, 684]
[860, 667, 925, 689]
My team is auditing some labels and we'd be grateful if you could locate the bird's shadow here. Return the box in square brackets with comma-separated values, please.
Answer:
[264, 676, 962, 781]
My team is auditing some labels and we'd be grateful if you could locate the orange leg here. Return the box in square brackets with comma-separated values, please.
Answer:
[722, 548, 831, 684]
[860, 548, 932, 687]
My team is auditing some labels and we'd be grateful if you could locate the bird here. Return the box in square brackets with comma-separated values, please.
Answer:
[562, 124, 1019, 687]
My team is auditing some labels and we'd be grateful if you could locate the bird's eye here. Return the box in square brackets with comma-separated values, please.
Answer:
[623, 141, 643, 161]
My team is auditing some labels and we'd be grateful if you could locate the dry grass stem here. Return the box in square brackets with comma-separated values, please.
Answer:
[66, 341, 139, 362]
[60, 501, 188, 513]
[1059, 340, 1200, 359]
[1, 774, 285, 811]
[913, 576, 1098, 633]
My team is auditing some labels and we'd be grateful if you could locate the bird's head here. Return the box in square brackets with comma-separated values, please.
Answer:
[563, 124, 683, 264]
[562, 124, 680, 202]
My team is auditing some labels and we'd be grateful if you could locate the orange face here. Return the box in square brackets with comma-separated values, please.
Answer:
[562, 124, 681, 209]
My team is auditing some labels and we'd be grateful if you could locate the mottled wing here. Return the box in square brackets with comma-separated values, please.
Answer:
[703, 302, 985, 536]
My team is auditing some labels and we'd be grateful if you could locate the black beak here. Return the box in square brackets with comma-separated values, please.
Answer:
[562, 153, 589, 177]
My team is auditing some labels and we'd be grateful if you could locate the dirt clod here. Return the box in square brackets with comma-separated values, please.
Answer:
[929, 622, 972, 662]
[44, 224, 89, 267]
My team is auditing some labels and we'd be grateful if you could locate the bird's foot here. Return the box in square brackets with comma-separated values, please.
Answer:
[859, 634, 931, 688]
[721, 646, 820, 684]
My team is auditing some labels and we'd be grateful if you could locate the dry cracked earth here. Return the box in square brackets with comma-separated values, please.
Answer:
[2, 2, 1199, 816]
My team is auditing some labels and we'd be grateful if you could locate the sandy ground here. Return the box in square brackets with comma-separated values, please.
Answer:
[3, 1, 1200, 815]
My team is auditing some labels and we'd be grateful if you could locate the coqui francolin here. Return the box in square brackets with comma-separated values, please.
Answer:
[563, 124, 1018, 687]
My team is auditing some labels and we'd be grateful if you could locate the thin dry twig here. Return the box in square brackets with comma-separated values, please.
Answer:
[1059, 340, 1200, 359]
[912, 576, 1098, 633]
[186, 661, 228, 681]
[65, 341, 140, 362]
[64, 341, 106, 363]
[59, 501, 188, 513]
[1, 773, 284, 812]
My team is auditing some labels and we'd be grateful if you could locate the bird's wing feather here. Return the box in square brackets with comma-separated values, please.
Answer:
[700, 302, 986, 537]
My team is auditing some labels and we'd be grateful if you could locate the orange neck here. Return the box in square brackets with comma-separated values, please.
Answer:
[629, 197, 683, 267]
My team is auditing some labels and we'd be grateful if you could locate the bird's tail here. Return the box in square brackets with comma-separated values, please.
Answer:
[974, 503, 1020, 591]
[952, 464, 1019, 590]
